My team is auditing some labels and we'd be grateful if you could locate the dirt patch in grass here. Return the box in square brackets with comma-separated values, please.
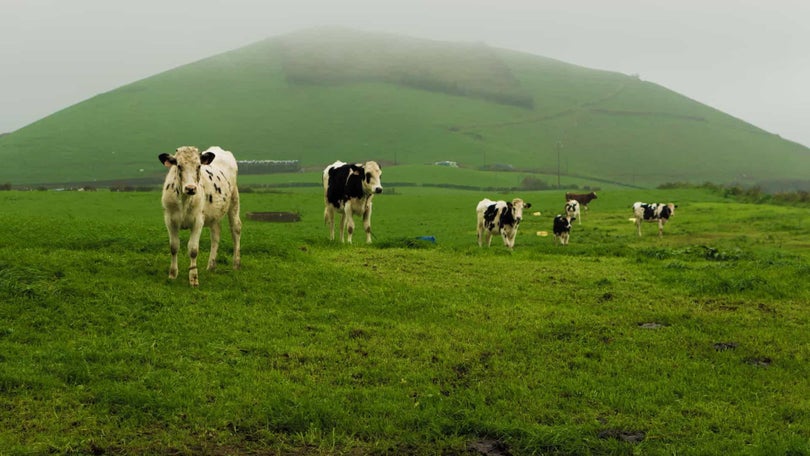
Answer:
[247, 211, 301, 222]
[598, 429, 646, 443]
[713, 342, 739, 351]
[468, 439, 512, 456]
[638, 322, 668, 329]
[745, 357, 773, 367]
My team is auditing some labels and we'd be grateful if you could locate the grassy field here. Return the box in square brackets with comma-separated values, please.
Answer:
[0, 186, 808, 455]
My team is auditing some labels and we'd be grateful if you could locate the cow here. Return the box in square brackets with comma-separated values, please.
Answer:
[565, 199, 581, 224]
[633, 202, 677, 237]
[565, 192, 598, 211]
[476, 198, 531, 250]
[159, 146, 242, 287]
[552, 214, 574, 245]
[323, 160, 383, 244]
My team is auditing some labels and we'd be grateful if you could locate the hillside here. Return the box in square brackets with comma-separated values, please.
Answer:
[1, 27, 808, 188]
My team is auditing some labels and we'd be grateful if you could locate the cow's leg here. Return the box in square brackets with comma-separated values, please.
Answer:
[340, 213, 346, 243]
[324, 205, 336, 241]
[636, 219, 642, 237]
[166, 220, 180, 280]
[506, 232, 515, 250]
[208, 220, 221, 271]
[502, 231, 511, 248]
[658, 220, 664, 237]
[477, 224, 483, 247]
[187, 222, 203, 287]
[344, 207, 355, 244]
[486, 231, 493, 247]
[228, 205, 242, 270]
[363, 202, 373, 244]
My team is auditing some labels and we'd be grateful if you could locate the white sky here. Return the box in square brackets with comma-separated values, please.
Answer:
[2, 0, 809, 147]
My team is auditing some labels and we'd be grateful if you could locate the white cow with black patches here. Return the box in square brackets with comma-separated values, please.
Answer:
[565, 199, 581, 225]
[159, 146, 242, 286]
[476, 197, 531, 250]
[633, 202, 677, 237]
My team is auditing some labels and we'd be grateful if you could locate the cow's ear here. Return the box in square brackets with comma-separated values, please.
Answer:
[351, 165, 364, 176]
[159, 153, 176, 168]
[200, 152, 216, 165]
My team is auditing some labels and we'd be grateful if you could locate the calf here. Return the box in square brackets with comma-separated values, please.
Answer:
[633, 202, 677, 237]
[159, 146, 242, 287]
[323, 160, 383, 243]
[476, 198, 531, 250]
[553, 214, 574, 245]
[565, 199, 581, 224]
[565, 192, 598, 210]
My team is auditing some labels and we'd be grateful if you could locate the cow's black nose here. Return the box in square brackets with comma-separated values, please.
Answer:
[375, 188, 383, 194]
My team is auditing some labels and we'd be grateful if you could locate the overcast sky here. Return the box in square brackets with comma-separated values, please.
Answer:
[2, 0, 808, 147]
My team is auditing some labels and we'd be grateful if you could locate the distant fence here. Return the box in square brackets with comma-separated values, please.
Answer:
[238, 160, 301, 174]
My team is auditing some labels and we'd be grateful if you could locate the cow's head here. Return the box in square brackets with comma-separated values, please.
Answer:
[362, 161, 383, 195]
[159, 146, 215, 196]
[511, 198, 531, 223]
[589, 192, 598, 199]
[661, 203, 677, 219]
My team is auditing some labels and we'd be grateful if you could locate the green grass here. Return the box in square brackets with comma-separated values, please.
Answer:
[1, 28, 807, 188]
[0, 187, 808, 454]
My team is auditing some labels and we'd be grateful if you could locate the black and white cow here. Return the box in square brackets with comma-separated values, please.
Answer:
[633, 202, 677, 237]
[552, 214, 574, 245]
[565, 199, 581, 225]
[323, 160, 383, 243]
[476, 198, 531, 250]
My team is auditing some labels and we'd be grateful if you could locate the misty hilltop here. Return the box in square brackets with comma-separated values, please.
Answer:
[1, 26, 807, 188]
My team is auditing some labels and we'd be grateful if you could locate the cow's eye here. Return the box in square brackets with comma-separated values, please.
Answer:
[365, 172, 372, 183]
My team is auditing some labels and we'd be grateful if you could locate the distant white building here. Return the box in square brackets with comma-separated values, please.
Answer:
[434, 161, 459, 168]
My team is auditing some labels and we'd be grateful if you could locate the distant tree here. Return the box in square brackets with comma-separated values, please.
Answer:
[520, 176, 551, 190]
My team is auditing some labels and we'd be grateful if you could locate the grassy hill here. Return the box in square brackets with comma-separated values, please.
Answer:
[1, 27, 808, 188]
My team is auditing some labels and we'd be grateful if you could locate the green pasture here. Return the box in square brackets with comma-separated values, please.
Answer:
[0, 187, 808, 455]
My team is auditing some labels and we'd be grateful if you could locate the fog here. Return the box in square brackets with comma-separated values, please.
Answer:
[2, 0, 808, 147]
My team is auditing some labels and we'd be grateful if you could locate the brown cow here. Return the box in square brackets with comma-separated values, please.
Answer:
[565, 192, 598, 209]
